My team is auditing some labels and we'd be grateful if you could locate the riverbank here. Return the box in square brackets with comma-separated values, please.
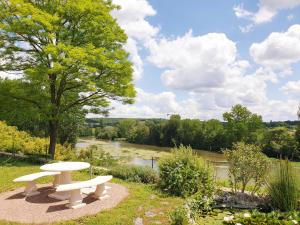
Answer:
[76, 137, 300, 181]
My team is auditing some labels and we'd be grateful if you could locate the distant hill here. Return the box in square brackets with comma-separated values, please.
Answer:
[85, 118, 299, 129]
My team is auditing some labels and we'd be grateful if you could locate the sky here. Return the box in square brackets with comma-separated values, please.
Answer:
[1, 0, 300, 122]
[108, 0, 300, 121]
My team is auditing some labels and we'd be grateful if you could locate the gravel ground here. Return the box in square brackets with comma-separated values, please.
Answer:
[0, 182, 128, 224]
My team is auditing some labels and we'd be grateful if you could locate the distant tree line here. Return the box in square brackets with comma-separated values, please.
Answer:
[82, 105, 300, 160]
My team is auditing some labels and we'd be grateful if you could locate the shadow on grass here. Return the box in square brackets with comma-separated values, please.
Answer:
[0, 155, 45, 167]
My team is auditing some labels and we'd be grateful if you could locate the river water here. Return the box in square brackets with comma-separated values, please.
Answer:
[76, 138, 229, 179]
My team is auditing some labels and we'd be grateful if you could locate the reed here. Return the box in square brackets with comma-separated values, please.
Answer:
[267, 160, 299, 211]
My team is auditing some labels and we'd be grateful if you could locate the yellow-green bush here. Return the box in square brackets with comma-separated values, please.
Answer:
[54, 144, 76, 161]
[0, 121, 48, 155]
[0, 121, 74, 160]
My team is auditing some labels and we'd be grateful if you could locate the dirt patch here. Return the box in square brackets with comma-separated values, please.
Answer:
[0, 182, 128, 224]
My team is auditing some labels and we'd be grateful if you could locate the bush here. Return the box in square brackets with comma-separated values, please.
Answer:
[78, 145, 117, 167]
[223, 142, 270, 194]
[109, 164, 159, 184]
[54, 144, 76, 161]
[266, 160, 299, 211]
[0, 121, 48, 155]
[0, 121, 73, 159]
[170, 206, 189, 225]
[158, 145, 214, 197]
[223, 210, 300, 225]
[187, 191, 214, 217]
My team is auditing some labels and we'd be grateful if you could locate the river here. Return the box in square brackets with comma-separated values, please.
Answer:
[76, 138, 229, 179]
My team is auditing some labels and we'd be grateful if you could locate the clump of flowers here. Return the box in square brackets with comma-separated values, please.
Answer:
[223, 210, 300, 225]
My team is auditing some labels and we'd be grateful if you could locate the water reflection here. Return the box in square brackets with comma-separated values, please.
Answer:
[76, 138, 230, 179]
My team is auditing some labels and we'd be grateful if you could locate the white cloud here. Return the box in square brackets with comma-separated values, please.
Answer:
[234, 0, 300, 31]
[105, 1, 299, 121]
[144, 29, 295, 121]
[281, 80, 300, 98]
[250, 24, 300, 74]
[108, 88, 201, 119]
[112, 0, 159, 80]
[105, 84, 297, 121]
[148, 30, 250, 91]
[239, 24, 254, 33]
[250, 99, 298, 121]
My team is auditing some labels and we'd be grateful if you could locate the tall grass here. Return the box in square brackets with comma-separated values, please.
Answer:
[267, 160, 299, 211]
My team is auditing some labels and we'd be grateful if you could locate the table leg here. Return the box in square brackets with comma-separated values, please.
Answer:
[59, 171, 72, 184]
[49, 171, 72, 200]
[52, 174, 60, 188]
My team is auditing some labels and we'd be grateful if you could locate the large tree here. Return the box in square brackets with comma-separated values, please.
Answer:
[0, 0, 136, 157]
[223, 104, 264, 144]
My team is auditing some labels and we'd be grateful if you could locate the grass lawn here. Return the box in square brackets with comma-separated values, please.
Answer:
[0, 156, 183, 225]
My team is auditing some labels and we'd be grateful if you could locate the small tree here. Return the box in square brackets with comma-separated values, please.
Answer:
[158, 145, 214, 197]
[223, 142, 270, 194]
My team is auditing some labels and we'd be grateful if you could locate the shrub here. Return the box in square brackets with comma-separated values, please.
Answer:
[187, 191, 214, 217]
[223, 210, 300, 225]
[54, 144, 76, 161]
[109, 164, 159, 184]
[78, 145, 117, 167]
[170, 206, 189, 225]
[158, 145, 214, 197]
[0, 121, 73, 158]
[223, 142, 270, 194]
[0, 121, 48, 155]
[266, 160, 299, 211]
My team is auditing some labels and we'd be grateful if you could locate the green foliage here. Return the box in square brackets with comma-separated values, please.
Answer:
[78, 145, 117, 167]
[223, 210, 300, 225]
[109, 165, 159, 184]
[95, 126, 118, 140]
[0, 120, 48, 155]
[158, 145, 215, 197]
[0, 120, 75, 160]
[162, 115, 181, 146]
[188, 191, 215, 218]
[266, 160, 299, 211]
[262, 127, 299, 160]
[83, 105, 300, 161]
[0, 0, 136, 156]
[170, 206, 189, 225]
[117, 119, 137, 140]
[224, 142, 270, 193]
[54, 144, 76, 161]
[223, 104, 264, 144]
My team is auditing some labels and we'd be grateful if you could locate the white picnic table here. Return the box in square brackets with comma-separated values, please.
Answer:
[40, 161, 90, 200]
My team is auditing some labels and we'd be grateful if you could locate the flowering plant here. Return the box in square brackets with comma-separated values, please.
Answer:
[223, 210, 299, 225]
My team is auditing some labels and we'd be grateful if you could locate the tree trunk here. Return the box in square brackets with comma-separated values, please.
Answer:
[49, 121, 58, 159]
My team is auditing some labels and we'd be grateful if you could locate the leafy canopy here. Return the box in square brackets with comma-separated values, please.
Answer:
[0, 0, 136, 155]
[0, 0, 135, 121]
[223, 104, 264, 143]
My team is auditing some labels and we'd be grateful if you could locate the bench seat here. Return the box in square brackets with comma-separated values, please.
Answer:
[14, 171, 61, 197]
[56, 175, 113, 209]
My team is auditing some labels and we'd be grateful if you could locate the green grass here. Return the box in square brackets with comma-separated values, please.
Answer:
[0, 156, 183, 225]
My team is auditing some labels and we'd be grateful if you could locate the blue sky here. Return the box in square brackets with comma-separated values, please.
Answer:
[1, 0, 299, 121]
[110, 0, 300, 121]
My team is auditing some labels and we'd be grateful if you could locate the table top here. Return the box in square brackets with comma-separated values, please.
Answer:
[40, 162, 90, 172]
